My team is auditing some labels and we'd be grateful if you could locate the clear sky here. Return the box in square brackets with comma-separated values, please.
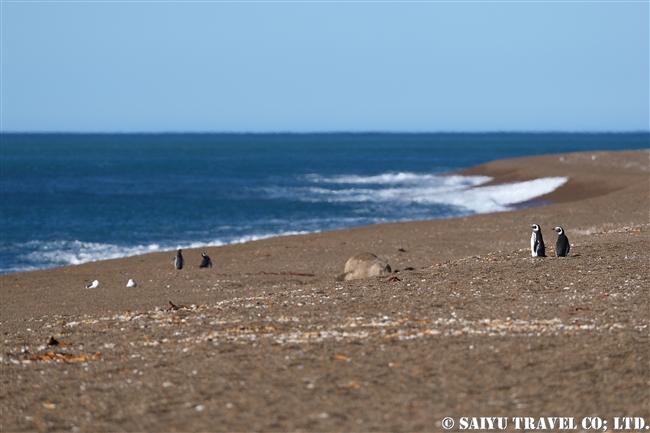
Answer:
[1, 1, 648, 133]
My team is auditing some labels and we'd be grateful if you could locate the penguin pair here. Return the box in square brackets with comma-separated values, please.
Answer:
[172, 249, 212, 269]
[529, 224, 570, 257]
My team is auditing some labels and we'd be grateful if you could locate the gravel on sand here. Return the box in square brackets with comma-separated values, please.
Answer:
[1, 150, 648, 432]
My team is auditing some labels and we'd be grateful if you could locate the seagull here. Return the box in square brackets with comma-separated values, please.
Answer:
[126, 279, 137, 287]
[86, 280, 99, 289]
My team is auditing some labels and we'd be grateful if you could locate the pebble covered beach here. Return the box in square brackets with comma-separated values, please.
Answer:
[1, 150, 648, 432]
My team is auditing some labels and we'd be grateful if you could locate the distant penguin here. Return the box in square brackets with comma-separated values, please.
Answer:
[173, 249, 184, 269]
[86, 280, 99, 289]
[199, 252, 212, 268]
[126, 279, 137, 287]
[553, 226, 570, 257]
[529, 224, 546, 257]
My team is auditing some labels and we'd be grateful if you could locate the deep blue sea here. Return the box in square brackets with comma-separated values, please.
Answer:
[1, 133, 647, 274]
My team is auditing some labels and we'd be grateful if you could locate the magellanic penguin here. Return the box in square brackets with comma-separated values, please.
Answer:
[199, 252, 212, 268]
[553, 226, 570, 257]
[86, 280, 99, 289]
[529, 224, 546, 257]
[173, 249, 184, 269]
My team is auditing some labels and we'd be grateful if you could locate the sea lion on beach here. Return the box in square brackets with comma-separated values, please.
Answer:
[338, 252, 392, 281]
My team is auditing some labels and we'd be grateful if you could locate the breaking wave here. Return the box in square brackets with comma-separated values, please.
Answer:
[3, 231, 312, 274]
[2, 172, 567, 274]
[274, 173, 567, 214]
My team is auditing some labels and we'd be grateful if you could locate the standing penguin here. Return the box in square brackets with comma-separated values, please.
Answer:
[553, 226, 570, 257]
[529, 224, 546, 257]
[199, 252, 212, 268]
[173, 249, 184, 269]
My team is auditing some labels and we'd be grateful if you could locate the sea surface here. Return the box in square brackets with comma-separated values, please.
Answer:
[1, 132, 647, 274]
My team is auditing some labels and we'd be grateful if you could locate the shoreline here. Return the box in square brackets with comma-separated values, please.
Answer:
[1, 148, 647, 327]
[3, 148, 646, 277]
[2, 149, 648, 431]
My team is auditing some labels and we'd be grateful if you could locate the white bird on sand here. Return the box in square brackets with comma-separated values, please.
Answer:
[86, 280, 99, 289]
[126, 279, 137, 287]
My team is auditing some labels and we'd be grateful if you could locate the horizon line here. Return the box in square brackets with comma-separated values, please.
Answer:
[2, 130, 649, 135]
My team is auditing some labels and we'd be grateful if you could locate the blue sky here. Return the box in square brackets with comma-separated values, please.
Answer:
[1, 1, 648, 133]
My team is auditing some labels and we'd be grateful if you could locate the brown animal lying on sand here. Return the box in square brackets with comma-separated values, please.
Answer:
[338, 252, 392, 281]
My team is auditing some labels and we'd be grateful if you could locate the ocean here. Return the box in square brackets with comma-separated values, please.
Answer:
[1, 132, 647, 274]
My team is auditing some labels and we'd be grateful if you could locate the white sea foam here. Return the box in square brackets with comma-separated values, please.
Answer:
[306, 172, 487, 185]
[6, 173, 567, 273]
[307, 172, 491, 187]
[442, 177, 568, 213]
[10, 231, 315, 272]
[197, 230, 313, 248]
[20, 240, 166, 268]
[296, 173, 567, 214]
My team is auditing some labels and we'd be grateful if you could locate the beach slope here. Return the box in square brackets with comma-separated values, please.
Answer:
[1, 150, 648, 431]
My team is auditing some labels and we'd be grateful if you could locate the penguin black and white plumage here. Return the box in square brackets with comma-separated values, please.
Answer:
[173, 249, 184, 269]
[553, 226, 570, 257]
[86, 280, 99, 289]
[529, 223, 546, 257]
[199, 252, 212, 268]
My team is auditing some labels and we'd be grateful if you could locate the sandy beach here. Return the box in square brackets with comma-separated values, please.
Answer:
[1, 149, 648, 432]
